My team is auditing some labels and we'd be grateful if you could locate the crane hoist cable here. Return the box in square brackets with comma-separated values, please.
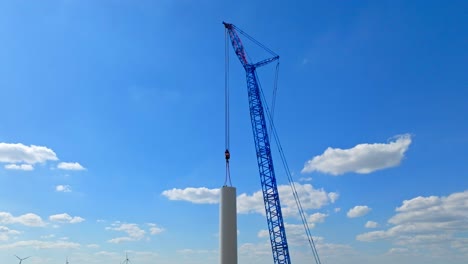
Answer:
[224, 28, 232, 187]
[270, 62, 280, 128]
[271, 62, 279, 120]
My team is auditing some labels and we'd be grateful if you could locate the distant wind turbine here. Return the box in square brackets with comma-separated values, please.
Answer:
[121, 252, 131, 264]
[14, 255, 31, 264]
[66, 256, 69, 264]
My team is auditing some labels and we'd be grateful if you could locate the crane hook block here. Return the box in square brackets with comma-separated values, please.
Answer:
[225, 149, 230, 161]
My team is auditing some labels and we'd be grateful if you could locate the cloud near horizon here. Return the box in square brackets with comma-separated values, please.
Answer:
[365, 221, 378, 228]
[0, 212, 46, 227]
[57, 162, 86, 170]
[347, 206, 371, 218]
[0, 142, 85, 173]
[162, 187, 220, 204]
[105, 222, 163, 244]
[55, 185, 72, 192]
[162, 183, 338, 218]
[106, 223, 146, 244]
[49, 213, 85, 224]
[302, 134, 412, 175]
[0, 240, 80, 249]
[0, 226, 21, 241]
[4, 163, 34, 171]
[0, 143, 58, 164]
[356, 190, 468, 254]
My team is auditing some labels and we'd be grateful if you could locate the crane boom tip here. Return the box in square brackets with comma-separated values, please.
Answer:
[222, 21, 233, 29]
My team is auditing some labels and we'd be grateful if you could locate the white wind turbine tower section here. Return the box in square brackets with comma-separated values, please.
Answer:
[121, 252, 131, 264]
[14, 255, 31, 264]
[66, 256, 69, 264]
[220, 186, 237, 264]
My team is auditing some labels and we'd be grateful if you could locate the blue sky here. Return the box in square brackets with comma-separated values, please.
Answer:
[0, 0, 467, 263]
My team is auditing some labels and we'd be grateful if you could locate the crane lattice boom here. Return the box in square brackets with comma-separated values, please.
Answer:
[223, 22, 290, 264]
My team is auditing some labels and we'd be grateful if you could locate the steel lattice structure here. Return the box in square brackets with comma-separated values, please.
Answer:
[223, 22, 291, 264]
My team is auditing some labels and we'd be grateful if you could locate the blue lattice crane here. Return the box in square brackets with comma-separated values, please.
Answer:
[223, 22, 323, 264]
[223, 22, 290, 264]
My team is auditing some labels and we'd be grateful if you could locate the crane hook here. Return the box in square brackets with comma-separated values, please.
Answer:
[225, 149, 230, 161]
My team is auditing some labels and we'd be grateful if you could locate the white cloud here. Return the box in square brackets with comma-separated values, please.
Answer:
[49, 213, 85, 224]
[0, 142, 58, 164]
[0, 226, 21, 241]
[0, 212, 45, 227]
[237, 183, 338, 217]
[239, 242, 271, 257]
[162, 184, 338, 219]
[328, 192, 339, 203]
[356, 230, 387, 241]
[285, 223, 315, 245]
[389, 193, 467, 225]
[258, 223, 323, 246]
[106, 223, 146, 243]
[298, 177, 313, 182]
[365, 221, 378, 228]
[107, 237, 134, 243]
[162, 187, 220, 204]
[257, 226, 354, 260]
[314, 239, 354, 257]
[69, 216, 85, 224]
[57, 162, 86, 170]
[147, 223, 164, 235]
[347, 206, 371, 218]
[302, 134, 412, 175]
[236, 190, 264, 215]
[0, 240, 80, 249]
[334, 208, 341, 213]
[4, 163, 34, 171]
[387, 247, 410, 255]
[308, 212, 328, 223]
[257, 229, 269, 239]
[356, 190, 468, 254]
[87, 244, 100, 248]
[55, 185, 72, 192]
[240, 236, 355, 264]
